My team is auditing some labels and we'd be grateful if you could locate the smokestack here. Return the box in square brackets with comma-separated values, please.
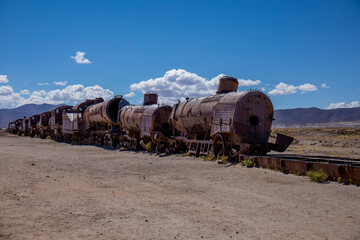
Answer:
[216, 76, 239, 94]
[143, 93, 158, 105]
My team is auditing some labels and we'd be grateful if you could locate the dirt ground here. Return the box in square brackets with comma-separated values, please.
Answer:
[1, 131, 360, 240]
[273, 127, 360, 159]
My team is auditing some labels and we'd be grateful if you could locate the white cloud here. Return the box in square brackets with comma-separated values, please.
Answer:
[268, 82, 317, 96]
[0, 75, 9, 83]
[0, 84, 113, 109]
[20, 89, 30, 95]
[238, 79, 261, 86]
[268, 82, 298, 96]
[0, 85, 14, 95]
[327, 101, 359, 109]
[45, 84, 113, 102]
[53, 81, 68, 86]
[32, 90, 47, 96]
[0, 93, 22, 109]
[124, 92, 136, 98]
[38, 83, 49, 86]
[130, 69, 259, 104]
[71, 51, 91, 64]
[321, 83, 330, 88]
[298, 83, 317, 93]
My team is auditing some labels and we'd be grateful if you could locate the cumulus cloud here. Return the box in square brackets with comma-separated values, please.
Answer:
[0, 93, 22, 109]
[298, 83, 318, 93]
[20, 89, 30, 95]
[38, 82, 49, 86]
[238, 79, 261, 86]
[130, 69, 260, 104]
[53, 81, 68, 86]
[124, 92, 136, 98]
[321, 83, 330, 88]
[71, 51, 91, 64]
[0, 85, 14, 95]
[268, 83, 298, 96]
[0, 84, 113, 109]
[268, 82, 317, 96]
[327, 101, 359, 109]
[0, 75, 9, 83]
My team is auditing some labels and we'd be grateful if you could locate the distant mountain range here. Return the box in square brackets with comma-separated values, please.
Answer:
[273, 107, 360, 128]
[0, 104, 62, 128]
[1, 104, 360, 129]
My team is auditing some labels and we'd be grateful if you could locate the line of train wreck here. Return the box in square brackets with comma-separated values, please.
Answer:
[7, 76, 294, 157]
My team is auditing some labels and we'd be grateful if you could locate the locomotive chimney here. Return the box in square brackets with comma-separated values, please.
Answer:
[216, 76, 239, 94]
[143, 93, 158, 105]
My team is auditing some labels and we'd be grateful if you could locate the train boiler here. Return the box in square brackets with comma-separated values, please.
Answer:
[119, 93, 173, 151]
[170, 76, 293, 156]
[83, 96, 129, 147]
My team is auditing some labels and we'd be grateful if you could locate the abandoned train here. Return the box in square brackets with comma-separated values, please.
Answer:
[7, 76, 293, 156]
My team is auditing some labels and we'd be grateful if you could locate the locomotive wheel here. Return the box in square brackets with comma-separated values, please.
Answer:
[213, 134, 228, 157]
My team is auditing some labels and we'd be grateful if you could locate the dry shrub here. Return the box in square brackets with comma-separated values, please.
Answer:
[202, 151, 216, 161]
[241, 157, 254, 167]
[306, 169, 328, 183]
[145, 141, 156, 152]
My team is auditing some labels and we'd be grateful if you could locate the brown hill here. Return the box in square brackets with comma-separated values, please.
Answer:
[273, 107, 360, 127]
[0, 104, 62, 128]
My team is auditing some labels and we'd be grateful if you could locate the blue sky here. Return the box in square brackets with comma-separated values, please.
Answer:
[0, 0, 359, 109]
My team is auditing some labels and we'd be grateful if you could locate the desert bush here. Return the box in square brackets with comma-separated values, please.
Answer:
[217, 155, 228, 164]
[46, 136, 52, 139]
[306, 169, 328, 183]
[145, 141, 156, 152]
[202, 151, 216, 161]
[240, 157, 254, 167]
[21, 133, 25, 137]
[181, 152, 191, 157]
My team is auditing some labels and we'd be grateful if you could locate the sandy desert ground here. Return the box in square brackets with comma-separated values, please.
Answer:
[272, 127, 360, 159]
[1, 130, 360, 240]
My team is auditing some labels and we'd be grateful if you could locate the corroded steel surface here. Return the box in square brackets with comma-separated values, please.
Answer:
[216, 76, 238, 94]
[120, 104, 172, 138]
[241, 155, 360, 183]
[86, 97, 129, 125]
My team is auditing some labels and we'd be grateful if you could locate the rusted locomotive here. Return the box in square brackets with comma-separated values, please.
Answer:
[28, 114, 40, 137]
[7, 75, 293, 157]
[18, 117, 29, 135]
[119, 93, 173, 151]
[170, 76, 293, 156]
[62, 96, 129, 147]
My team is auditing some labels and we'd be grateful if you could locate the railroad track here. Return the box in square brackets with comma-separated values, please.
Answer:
[238, 154, 360, 183]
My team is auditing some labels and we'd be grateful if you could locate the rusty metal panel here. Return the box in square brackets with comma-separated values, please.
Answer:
[141, 114, 152, 136]
[311, 163, 342, 178]
[343, 166, 360, 182]
[282, 159, 309, 173]
[62, 113, 81, 134]
[212, 103, 235, 134]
